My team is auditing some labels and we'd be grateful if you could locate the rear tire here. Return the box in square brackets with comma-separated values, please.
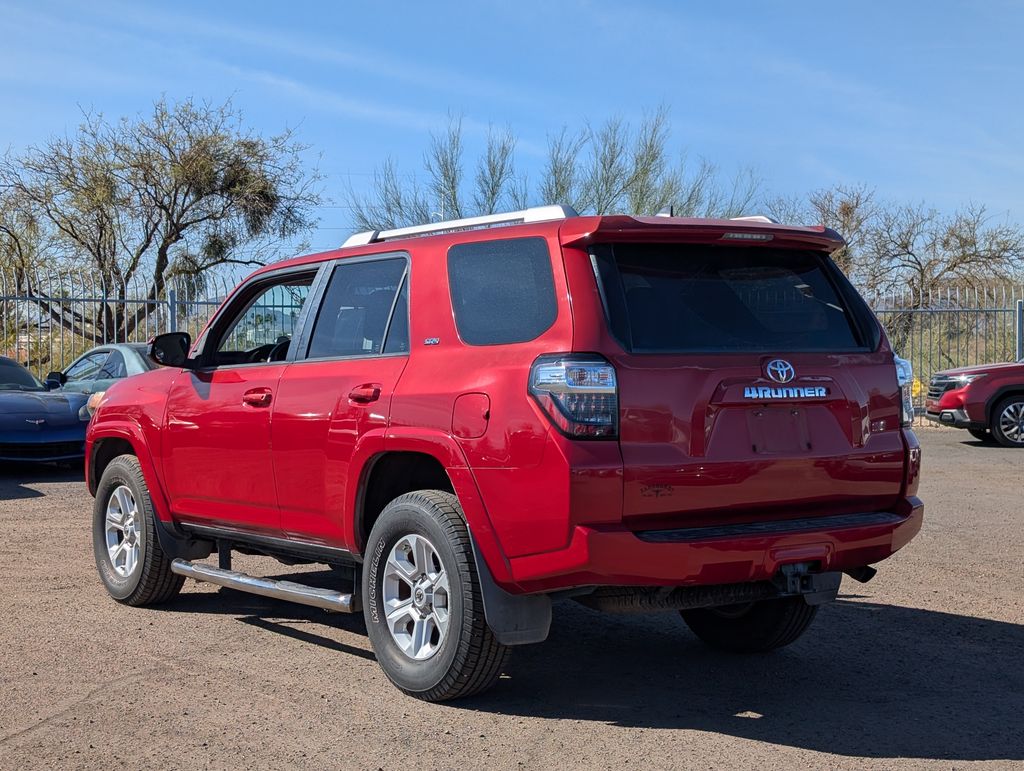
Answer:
[362, 490, 508, 702]
[990, 396, 1024, 447]
[681, 597, 818, 652]
[92, 454, 184, 606]
[968, 428, 991, 442]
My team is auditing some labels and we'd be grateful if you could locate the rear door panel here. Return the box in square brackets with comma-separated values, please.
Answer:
[270, 255, 410, 547]
[272, 357, 407, 545]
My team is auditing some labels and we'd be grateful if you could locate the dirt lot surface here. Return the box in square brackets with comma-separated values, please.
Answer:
[1, 428, 1021, 770]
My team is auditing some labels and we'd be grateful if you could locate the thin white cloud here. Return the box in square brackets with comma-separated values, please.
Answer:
[50, 0, 536, 107]
[0, 0, 541, 150]
[229, 68, 445, 132]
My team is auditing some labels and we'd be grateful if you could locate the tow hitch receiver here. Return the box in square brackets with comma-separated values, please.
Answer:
[774, 563, 842, 605]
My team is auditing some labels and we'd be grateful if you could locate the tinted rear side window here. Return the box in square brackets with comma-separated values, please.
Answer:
[307, 258, 407, 358]
[593, 244, 864, 352]
[448, 237, 557, 345]
[382, 279, 410, 354]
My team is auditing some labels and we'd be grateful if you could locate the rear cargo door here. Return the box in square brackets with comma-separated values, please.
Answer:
[591, 242, 906, 527]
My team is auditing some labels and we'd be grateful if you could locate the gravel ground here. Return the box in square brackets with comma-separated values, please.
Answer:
[0, 427, 1021, 770]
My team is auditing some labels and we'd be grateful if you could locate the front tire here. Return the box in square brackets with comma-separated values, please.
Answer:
[990, 396, 1024, 447]
[681, 597, 818, 652]
[968, 428, 992, 443]
[362, 490, 508, 701]
[92, 454, 184, 606]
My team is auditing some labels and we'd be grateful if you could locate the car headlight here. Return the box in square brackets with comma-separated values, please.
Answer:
[894, 356, 915, 427]
[953, 373, 986, 385]
[80, 391, 105, 421]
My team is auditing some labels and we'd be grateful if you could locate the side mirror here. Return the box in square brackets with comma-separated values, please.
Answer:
[44, 371, 67, 390]
[148, 332, 195, 369]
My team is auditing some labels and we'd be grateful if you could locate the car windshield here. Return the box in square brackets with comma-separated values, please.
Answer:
[0, 360, 45, 391]
[130, 344, 158, 371]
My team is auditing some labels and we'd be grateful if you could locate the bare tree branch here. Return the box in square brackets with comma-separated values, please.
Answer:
[0, 97, 322, 343]
[473, 126, 516, 215]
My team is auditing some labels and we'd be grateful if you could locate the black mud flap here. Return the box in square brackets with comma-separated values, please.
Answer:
[774, 563, 842, 606]
[153, 514, 214, 561]
[469, 538, 551, 646]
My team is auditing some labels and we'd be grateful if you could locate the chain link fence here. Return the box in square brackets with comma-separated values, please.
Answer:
[3, 267, 1023, 415]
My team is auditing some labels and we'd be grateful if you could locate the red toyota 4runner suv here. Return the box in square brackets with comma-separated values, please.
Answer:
[86, 206, 923, 701]
[925, 360, 1024, 446]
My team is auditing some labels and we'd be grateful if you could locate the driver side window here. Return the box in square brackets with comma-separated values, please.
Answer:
[210, 273, 314, 366]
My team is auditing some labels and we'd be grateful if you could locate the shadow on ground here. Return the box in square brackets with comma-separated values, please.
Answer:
[484, 599, 1024, 761]
[159, 568, 372, 660]
[959, 438, 1014, 449]
[161, 572, 1023, 762]
[0, 461, 83, 500]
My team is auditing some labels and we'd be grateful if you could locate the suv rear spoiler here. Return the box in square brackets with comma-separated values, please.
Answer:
[559, 215, 845, 253]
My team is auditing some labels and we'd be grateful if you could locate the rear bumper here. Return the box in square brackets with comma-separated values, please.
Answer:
[506, 497, 923, 593]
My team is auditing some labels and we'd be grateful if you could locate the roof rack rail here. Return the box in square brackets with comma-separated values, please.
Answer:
[342, 204, 579, 247]
[729, 215, 780, 224]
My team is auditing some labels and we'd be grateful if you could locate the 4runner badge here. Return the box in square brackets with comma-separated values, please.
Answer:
[745, 359, 828, 399]
[744, 385, 828, 399]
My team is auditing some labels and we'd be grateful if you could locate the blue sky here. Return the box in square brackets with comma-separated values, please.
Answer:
[1, 0, 1022, 253]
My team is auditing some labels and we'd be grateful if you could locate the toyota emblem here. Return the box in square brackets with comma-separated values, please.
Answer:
[765, 359, 796, 384]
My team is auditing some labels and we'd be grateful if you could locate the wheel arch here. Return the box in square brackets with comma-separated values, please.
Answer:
[348, 429, 515, 588]
[89, 436, 134, 492]
[354, 452, 551, 647]
[88, 424, 167, 518]
[348, 430, 536, 618]
[355, 450, 455, 551]
[985, 387, 1024, 423]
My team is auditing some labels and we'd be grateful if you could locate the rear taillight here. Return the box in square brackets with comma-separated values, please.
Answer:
[529, 354, 618, 439]
[895, 356, 915, 427]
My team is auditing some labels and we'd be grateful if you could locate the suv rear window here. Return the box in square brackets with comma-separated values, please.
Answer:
[592, 244, 865, 353]
[448, 237, 557, 346]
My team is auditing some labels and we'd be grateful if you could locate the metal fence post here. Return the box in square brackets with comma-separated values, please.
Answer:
[167, 288, 178, 333]
[1016, 299, 1023, 361]
[101, 282, 108, 344]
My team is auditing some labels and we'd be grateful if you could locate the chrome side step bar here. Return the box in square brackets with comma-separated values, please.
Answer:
[170, 558, 357, 613]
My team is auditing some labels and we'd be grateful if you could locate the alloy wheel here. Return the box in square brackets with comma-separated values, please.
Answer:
[382, 533, 451, 660]
[105, 484, 141, 578]
[998, 401, 1024, 444]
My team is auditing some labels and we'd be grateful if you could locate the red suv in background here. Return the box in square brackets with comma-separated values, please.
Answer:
[85, 206, 923, 701]
[925, 361, 1024, 446]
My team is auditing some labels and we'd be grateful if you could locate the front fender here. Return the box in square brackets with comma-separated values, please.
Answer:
[87, 421, 170, 520]
[87, 420, 211, 560]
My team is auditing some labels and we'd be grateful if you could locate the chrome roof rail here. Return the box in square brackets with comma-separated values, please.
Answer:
[729, 215, 780, 224]
[342, 204, 579, 247]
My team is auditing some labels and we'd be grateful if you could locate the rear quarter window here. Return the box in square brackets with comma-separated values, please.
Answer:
[447, 237, 557, 346]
